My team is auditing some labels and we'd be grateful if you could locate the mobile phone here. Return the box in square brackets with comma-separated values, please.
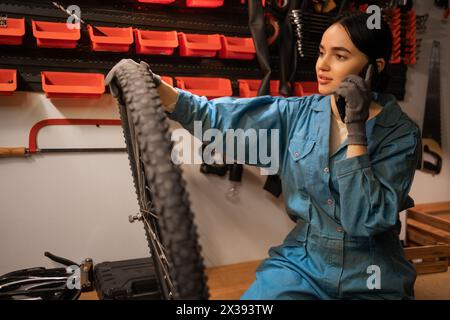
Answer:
[336, 63, 375, 122]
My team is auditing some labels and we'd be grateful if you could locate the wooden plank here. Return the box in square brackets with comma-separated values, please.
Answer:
[79, 291, 98, 300]
[205, 260, 260, 300]
[404, 245, 450, 260]
[407, 226, 441, 245]
[411, 202, 450, 213]
[436, 213, 450, 221]
[407, 240, 421, 246]
[408, 210, 450, 233]
[407, 219, 450, 243]
[414, 260, 449, 275]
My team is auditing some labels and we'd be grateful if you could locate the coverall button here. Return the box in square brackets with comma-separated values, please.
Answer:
[324, 167, 329, 173]
[294, 151, 299, 158]
[336, 226, 344, 232]
[327, 198, 333, 205]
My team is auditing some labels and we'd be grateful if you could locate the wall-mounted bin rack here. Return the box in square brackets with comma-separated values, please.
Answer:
[41, 71, 105, 99]
[161, 76, 174, 86]
[88, 25, 134, 52]
[219, 36, 255, 60]
[134, 29, 178, 55]
[0, 69, 17, 95]
[296, 81, 319, 96]
[0, 17, 25, 45]
[186, 0, 224, 8]
[137, 0, 176, 4]
[178, 32, 221, 58]
[238, 79, 280, 97]
[32, 20, 80, 49]
[175, 77, 232, 99]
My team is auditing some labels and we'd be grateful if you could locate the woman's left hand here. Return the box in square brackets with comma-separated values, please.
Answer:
[333, 64, 374, 146]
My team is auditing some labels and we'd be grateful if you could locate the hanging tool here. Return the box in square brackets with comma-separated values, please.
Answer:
[312, 0, 337, 13]
[50, 1, 107, 36]
[0, 118, 125, 158]
[421, 41, 442, 175]
[291, 0, 348, 59]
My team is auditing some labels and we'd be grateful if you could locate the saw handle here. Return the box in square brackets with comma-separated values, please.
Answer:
[421, 139, 443, 175]
[0, 147, 27, 158]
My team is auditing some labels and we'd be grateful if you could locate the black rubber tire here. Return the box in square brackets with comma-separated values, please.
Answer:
[113, 61, 209, 300]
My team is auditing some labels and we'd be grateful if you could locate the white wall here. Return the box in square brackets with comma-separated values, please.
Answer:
[0, 93, 294, 274]
[0, 3, 449, 275]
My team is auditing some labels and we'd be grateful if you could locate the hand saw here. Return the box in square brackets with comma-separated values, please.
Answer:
[421, 40, 442, 175]
[0, 118, 125, 158]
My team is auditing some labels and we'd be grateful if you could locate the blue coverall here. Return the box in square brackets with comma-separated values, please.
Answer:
[168, 89, 421, 300]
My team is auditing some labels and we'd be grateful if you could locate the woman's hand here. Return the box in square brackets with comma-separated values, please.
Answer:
[105, 59, 161, 97]
[333, 64, 373, 146]
[105, 59, 179, 113]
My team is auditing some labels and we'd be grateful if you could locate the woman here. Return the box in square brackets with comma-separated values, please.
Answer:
[107, 12, 421, 299]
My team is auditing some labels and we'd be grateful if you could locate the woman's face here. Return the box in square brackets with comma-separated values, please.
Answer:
[315, 23, 369, 95]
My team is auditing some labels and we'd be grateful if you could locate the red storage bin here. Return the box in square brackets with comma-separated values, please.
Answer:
[238, 79, 280, 97]
[219, 35, 256, 60]
[186, 0, 224, 8]
[0, 69, 17, 96]
[41, 71, 105, 99]
[161, 76, 173, 86]
[293, 82, 304, 96]
[88, 25, 134, 52]
[297, 81, 319, 96]
[178, 32, 221, 57]
[175, 77, 232, 99]
[134, 29, 178, 55]
[137, 0, 175, 3]
[0, 17, 25, 45]
[241, 0, 267, 6]
[32, 20, 80, 49]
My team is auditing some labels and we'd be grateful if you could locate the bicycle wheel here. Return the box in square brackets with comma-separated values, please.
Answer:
[112, 61, 209, 300]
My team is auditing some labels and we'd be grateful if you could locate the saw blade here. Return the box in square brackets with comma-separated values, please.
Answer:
[422, 40, 441, 146]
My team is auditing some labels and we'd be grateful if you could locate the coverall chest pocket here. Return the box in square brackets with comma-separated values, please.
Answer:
[287, 137, 316, 190]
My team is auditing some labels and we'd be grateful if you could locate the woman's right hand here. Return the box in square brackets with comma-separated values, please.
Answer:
[332, 64, 373, 146]
[105, 59, 179, 113]
[105, 59, 162, 97]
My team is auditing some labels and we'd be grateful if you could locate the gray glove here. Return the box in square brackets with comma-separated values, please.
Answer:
[105, 59, 161, 97]
[333, 64, 374, 146]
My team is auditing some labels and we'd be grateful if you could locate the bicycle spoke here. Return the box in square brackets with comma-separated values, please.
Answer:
[142, 218, 174, 295]
[140, 208, 158, 220]
[142, 217, 169, 262]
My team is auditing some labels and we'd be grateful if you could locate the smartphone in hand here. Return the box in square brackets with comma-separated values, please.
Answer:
[336, 63, 374, 122]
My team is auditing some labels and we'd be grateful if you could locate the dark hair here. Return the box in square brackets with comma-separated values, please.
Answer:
[333, 11, 393, 92]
